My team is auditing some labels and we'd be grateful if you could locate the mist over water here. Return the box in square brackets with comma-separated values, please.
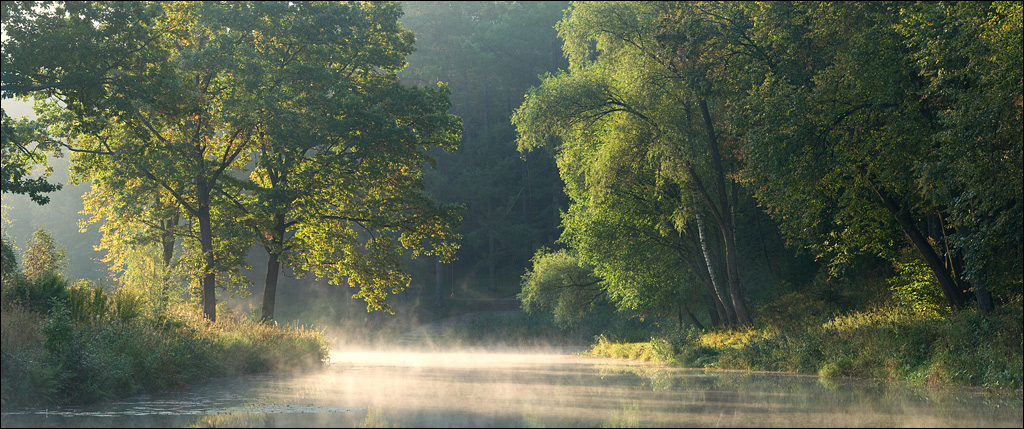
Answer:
[2, 346, 1021, 428]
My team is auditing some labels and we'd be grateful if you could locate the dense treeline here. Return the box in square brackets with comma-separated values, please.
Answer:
[516, 0, 1020, 327]
[512, 1, 1020, 387]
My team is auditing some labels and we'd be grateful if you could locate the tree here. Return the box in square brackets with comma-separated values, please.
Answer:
[187, 1, 463, 320]
[13, 1, 464, 321]
[738, 1, 1021, 312]
[74, 166, 186, 287]
[514, 1, 753, 325]
[1, 111, 62, 205]
[519, 248, 604, 328]
[2, 2, 164, 206]
[898, 1, 1022, 308]
[39, 1, 276, 321]
[21, 228, 66, 282]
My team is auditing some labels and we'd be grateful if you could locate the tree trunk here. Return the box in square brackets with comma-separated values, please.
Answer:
[698, 98, 752, 326]
[704, 294, 721, 327]
[679, 240, 729, 326]
[158, 213, 179, 306]
[197, 188, 217, 322]
[696, 211, 735, 325]
[260, 216, 287, 322]
[435, 257, 444, 307]
[160, 215, 178, 267]
[862, 174, 967, 311]
[261, 251, 280, 322]
[955, 225, 994, 313]
[685, 306, 705, 330]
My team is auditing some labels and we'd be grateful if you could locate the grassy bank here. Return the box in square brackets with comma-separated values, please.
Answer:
[1, 284, 329, 408]
[586, 298, 1023, 389]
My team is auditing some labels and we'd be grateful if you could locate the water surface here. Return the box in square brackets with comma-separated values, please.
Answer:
[2, 348, 1020, 427]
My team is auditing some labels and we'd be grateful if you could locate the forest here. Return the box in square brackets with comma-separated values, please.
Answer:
[2, 1, 1021, 407]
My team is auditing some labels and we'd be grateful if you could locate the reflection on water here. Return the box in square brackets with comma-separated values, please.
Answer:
[2, 348, 1021, 428]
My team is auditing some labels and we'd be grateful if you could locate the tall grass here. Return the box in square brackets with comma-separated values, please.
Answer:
[1, 287, 330, 408]
[588, 298, 1023, 389]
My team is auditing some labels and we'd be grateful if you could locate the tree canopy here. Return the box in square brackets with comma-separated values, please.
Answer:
[5, 1, 463, 321]
[515, 0, 1021, 327]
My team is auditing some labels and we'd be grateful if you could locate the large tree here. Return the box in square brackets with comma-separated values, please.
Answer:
[9, 1, 464, 322]
[898, 1, 1022, 306]
[233, 0, 463, 320]
[42, 2, 274, 321]
[514, 1, 754, 325]
[739, 1, 1021, 312]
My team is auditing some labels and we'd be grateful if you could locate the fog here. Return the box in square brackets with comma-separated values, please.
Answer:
[4, 346, 1021, 428]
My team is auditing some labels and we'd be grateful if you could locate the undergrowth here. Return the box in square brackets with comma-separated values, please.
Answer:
[587, 297, 1023, 389]
[1, 286, 329, 408]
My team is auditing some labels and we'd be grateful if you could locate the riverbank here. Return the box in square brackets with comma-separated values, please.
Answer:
[586, 299, 1023, 389]
[1, 289, 329, 408]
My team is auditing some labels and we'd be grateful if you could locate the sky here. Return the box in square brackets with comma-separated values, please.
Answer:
[2, 98, 35, 119]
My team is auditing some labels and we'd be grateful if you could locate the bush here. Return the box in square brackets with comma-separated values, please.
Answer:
[2, 297, 331, 408]
[624, 299, 1022, 389]
[1, 304, 57, 406]
[6, 271, 70, 314]
[109, 287, 145, 324]
[889, 259, 948, 317]
[1, 237, 18, 287]
[67, 280, 108, 323]
[21, 229, 66, 282]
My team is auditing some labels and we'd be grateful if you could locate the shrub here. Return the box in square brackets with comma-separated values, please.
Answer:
[109, 287, 145, 324]
[67, 280, 108, 323]
[25, 272, 69, 314]
[1, 237, 18, 287]
[1, 303, 55, 406]
[2, 295, 331, 408]
[21, 229, 66, 282]
[889, 259, 948, 317]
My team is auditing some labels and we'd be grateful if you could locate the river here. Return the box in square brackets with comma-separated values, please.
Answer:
[2, 348, 1021, 427]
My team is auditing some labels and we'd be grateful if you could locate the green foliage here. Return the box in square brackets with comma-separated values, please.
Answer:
[889, 259, 948, 317]
[606, 298, 1022, 389]
[0, 110, 61, 205]
[40, 300, 80, 400]
[740, 1, 1021, 312]
[0, 229, 71, 313]
[399, 1, 569, 296]
[2, 298, 330, 407]
[515, 1, 758, 327]
[1, 236, 18, 287]
[120, 244, 188, 312]
[587, 335, 669, 363]
[1, 107, 62, 205]
[21, 229, 66, 282]
[108, 287, 145, 324]
[898, 1, 1023, 295]
[6, 1, 465, 321]
[67, 280, 108, 324]
[518, 248, 605, 328]
[0, 303, 56, 406]
[21, 272, 70, 314]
